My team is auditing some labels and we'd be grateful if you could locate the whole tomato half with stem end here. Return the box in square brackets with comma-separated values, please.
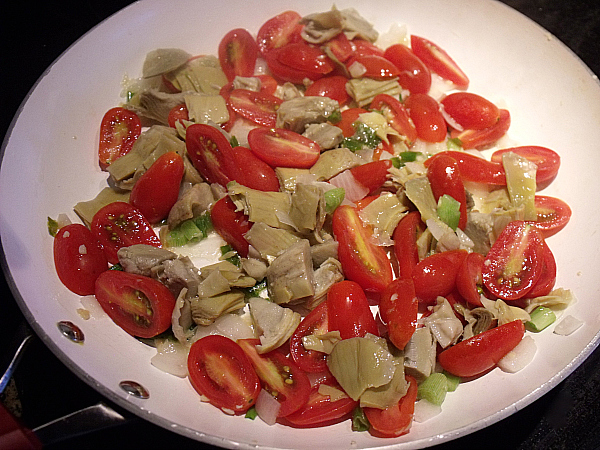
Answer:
[218, 28, 259, 82]
[94, 270, 176, 338]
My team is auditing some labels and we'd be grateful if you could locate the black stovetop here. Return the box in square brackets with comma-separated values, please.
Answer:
[2, 1, 600, 448]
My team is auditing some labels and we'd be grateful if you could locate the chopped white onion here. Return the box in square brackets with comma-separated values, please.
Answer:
[497, 335, 536, 373]
[413, 399, 442, 423]
[554, 315, 583, 336]
[255, 389, 281, 425]
[439, 103, 463, 132]
[150, 338, 189, 378]
[329, 170, 369, 203]
[192, 312, 256, 342]
[348, 61, 367, 78]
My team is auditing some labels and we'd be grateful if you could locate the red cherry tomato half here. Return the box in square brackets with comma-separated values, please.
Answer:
[167, 103, 189, 128]
[305, 75, 351, 106]
[256, 10, 303, 55]
[186, 123, 233, 186]
[455, 251, 485, 307]
[98, 107, 141, 170]
[441, 92, 500, 130]
[265, 47, 326, 84]
[379, 278, 418, 350]
[332, 205, 393, 294]
[425, 151, 506, 185]
[410, 35, 469, 88]
[412, 249, 468, 305]
[53, 224, 108, 296]
[347, 54, 400, 80]
[289, 300, 330, 373]
[393, 211, 425, 280]
[383, 44, 431, 94]
[426, 153, 468, 230]
[528, 195, 572, 238]
[334, 107, 368, 138]
[91, 202, 161, 265]
[227, 89, 283, 128]
[349, 160, 392, 195]
[129, 151, 184, 224]
[247, 127, 321, 168]
[491, 146, 560, 190]
[438, 320, 525, 378]
[327, 281, 379, 339]
[227, 146, 280, 192]
[324, 32, 354, 62]
[218, 28, 259, 82]
[187, 335, 261, 414]
[238, 339, 311, 417]
[404, 93, 447, 143]
[94, 270, 176, 338]
[451, 109, 511, 149]
[277, 42, 335, 76]
[210, 196, 252, 258]
[256, 74, 279, 96]
[482, 221, 544, 301]
[283, 378, 357, 428]
[370, 94, 418, 145]
[364, 375, 418, 437]
[526, 238, 557, 298]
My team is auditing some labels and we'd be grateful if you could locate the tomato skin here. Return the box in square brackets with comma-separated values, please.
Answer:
[218, 28, 259, 82]
[265, 47, 325, 84]
[324, 33, 354, 63]
[455, 252, 485, 307]
[347, 54, 400, 80]
[98, 107, 141, 170]
[491, 146, 560, 190]
[412, 249, 468, 305]
[452, 108, 510, 149]
[283, 379, 357, 427]
[482, 221, 544, 301]
[364, 375, 418, 437]
[256, 10, 303, 55]
[383, 44, 431, 94]
[441, 92, 500, 131]
[410, 35, 469, 88]
[186, 123, 234, 186]
[425, 151, 506, 185]
[53, 224, 108, 296]
[305, 75, 351, 106]
[238, 339, 311, 417]
[426, 153, 468, 230]
[438, 320, 525, 378]
[188, 335, 260, 414]
[91, 202, 161, 265]
[227, 89, 282, 128]
[349, 160, 392, 195]
[247, 128, 321, 169]
[226, 146, 280, 192]
[379, 278, 418, 350]
[94, 270, 176, 338]
[404, 93, 447, 143]
[393, 211, 425, 280]
[334, 107, 368, 138]
[332, 205, 393, 294]
[327, 281, 379, 339]
[167, 103, 189, 128]
[352, 39, 385, 57]
[289, 300, 330, 373]
[210, 197, 252, 258]
[528, 195, 572, 238]
[129, 152, 184, 224]
[370, 94, 418, 145]
[526, 238, 556, 298]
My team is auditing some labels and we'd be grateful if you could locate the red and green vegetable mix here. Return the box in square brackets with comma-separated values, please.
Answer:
[50, 6, 576, 439]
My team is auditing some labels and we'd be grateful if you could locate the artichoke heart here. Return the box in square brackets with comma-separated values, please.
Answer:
[184, 93, 229, 125]
[327, 336, 397, 401]
[309, 148, 361, 181]
[228, 181, 291, 229]
[289, 183, 325, 234]
[142, 48, 191, 78]
[249, 298, 301, 353]
[403, 327, 436, 381]
[346, 78, 402, 108]
[266, 240, 315, 304]
[163, 55, 228, 95]
[74, 187, 130, 227]
[244, 222, 301, 262]
[423, 297, 464, 349]
[190, 291, 245, 326]
[360, 359, 408, 410]
[358, 192, 407, 239]
[502, 151, 537, 221]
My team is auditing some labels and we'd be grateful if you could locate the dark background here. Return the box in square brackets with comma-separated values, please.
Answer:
[2, 1, 600, 448]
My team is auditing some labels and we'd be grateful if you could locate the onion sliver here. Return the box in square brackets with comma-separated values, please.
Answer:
[255, 389, 281, 425]
[497, 335, 536, 373]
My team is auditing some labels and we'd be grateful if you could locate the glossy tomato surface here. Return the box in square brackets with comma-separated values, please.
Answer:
[383, 44, 431, 94]
[98, 107, 141, 170]
[186, 123, 234, 186]
[210, 196, 252, 258]
[94, 270, 176, 338]
[364, 376, 418, 437]
[247, 127, 320, 168]
[289, 300, 329, 373]
[327, 281, 379, 339]
[379, 278, 418, 350]
[218, 28, 259, 82]
[441, 92, 500, 130]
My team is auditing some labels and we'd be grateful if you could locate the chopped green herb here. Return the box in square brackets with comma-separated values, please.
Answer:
[391, 151, 422, 168]
[353, 122, 381, 149]
[163, 212, 212, 247]
[109, 263, 124, 271]
[446, 137, 462, 151]
[244, 278, 268, 299]
[230, 135, 240, 147]
[324, 187, 345, 214]
[327, 109, 342, 124]
[220, 244, 241, 267]
[437, 194, 461, 230]
[351, 406, 370, 432]
[47, 217, 59, 237]
[526, 306, 557, 332]
[245, 406, 258, 420]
